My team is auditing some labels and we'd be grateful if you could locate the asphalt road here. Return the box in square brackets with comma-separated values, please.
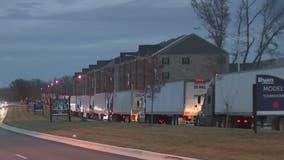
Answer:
[0, 113, 141, 160]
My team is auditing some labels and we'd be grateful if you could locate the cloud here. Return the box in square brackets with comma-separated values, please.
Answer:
[0, 0, 198, 87]
[0, 55, 13, 62]
[0, 0, 194, 54]
[0, 0, 135, 18]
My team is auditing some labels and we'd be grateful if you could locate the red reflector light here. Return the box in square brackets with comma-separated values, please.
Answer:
[195, 78, 205, 83]
[182, 115, 188, 119]
[243, 119, 249, 124]
[158, 119, 164, 124]
[236, 119, 241, 124]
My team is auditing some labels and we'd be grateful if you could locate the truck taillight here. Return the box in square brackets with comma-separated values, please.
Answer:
[158, 119, 164, 124]
[182, 115, 188, 119]
[243, 119, 249, 124]
[236, 119, 241, 124]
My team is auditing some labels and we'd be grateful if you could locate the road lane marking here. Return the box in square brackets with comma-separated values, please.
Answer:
[16, 154, 28, 160]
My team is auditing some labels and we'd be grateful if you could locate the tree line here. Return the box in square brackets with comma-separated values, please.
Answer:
[0, 76, 73, 101]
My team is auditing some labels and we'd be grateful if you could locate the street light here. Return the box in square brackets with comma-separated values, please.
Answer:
[77, 74, 83, 95]
[51, 79, 60, 98]
[75, 73, 86, 121]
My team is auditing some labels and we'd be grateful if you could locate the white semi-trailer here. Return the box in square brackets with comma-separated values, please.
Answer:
[199, 67, 284, 130]
[91, 93, 110, 120]
[70, 96, 78, 113]
[145, 80, 209, 124]
[113, 90, 144, 122]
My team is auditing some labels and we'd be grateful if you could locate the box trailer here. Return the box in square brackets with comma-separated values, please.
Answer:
[80, 96, 92, 118]
[113, 90, 144, 122]
[90, 93, 111, 120]
[145, 80, 208, 124]
[70, 96, 79, 113]
[199, 67, 284, 130]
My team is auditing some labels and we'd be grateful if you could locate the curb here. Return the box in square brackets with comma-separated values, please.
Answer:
[0, 109, 198, 160]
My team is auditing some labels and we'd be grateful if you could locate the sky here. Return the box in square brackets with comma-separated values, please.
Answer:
[0, 0, 201, 87]
[0, 0, 283, 87]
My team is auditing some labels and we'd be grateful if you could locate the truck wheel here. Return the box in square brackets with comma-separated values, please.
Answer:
[279, 118, 284, 131]
[125, 116, 130, 123]
[216, 117, 225, 128]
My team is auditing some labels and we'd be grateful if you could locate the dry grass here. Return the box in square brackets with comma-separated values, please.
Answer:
[4, 106, 284, 160]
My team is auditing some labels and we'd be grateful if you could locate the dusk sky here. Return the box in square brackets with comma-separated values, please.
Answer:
[0, 0, 282, 87]
[0, 0, 201, 87]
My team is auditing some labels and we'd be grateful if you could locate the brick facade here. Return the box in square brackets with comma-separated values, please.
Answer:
[73, 34, 229, 95]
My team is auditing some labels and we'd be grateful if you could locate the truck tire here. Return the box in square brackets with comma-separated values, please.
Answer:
[216, 116, 225, 128]
[125, 115, 130, 123]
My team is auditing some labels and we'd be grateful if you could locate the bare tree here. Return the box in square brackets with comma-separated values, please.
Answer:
[232, 1, 246, 64]
[253, 0, 284, 65]
[232, 0, 262, 64]
[191, 0, 230, 49]
[242, 0, 261, 63]
[144, 55, 163, 124]
[232, 0, 284, 66]
[9, 79, 46, 100]
[59, 76, 73, 95]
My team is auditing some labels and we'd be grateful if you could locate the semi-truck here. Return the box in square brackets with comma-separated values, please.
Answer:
[113, 90, 144, 122]
[91, 93, 113, 120]
[70, 96, 80, 114]
[70, 93, 112, 120]
[70, 96, 91, 117]
[198, 67, 284, 130]
[145, 80, 209, 124]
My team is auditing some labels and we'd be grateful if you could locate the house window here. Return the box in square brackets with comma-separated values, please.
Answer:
[162, 72, 170, 80]
[162, 57, 170, 65]
[182, 57, 190, 64]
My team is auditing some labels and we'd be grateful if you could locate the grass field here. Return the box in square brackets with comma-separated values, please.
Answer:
[3, 106, 284, 160]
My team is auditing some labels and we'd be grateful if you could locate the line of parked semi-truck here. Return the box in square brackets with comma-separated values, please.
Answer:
[68, 79, 207, 125]
[54, 66, 284, 130]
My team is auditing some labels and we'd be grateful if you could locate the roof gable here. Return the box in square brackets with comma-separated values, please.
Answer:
[154, 34, 228, 56]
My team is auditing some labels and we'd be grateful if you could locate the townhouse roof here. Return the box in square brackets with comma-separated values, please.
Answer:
[120, 52, 137, 58]
[115, 52, 138, 63]
[73, 72, 82, 78]
[82, 68, 89, 74]
[137, 37, 181, 57]
[153, 34, 228, 56]
[97, 60, 111, 67]
[88, 64, 99, 70]
[138, 44, 161, 56]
